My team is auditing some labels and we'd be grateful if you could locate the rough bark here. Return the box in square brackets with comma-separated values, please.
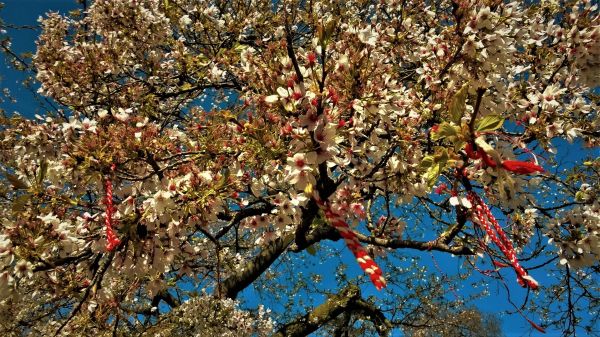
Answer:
[221, 233, 295, 299]
[271, 286, 361, 337]
[272, 285, 392, 337]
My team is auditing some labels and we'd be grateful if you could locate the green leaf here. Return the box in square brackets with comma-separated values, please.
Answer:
[306, 245, 317, 256]
[431, 122, 460, 141]
[424, 162, 442, 188]
[475, 114, 504, 132]
[436, 148, 449, 163]
[233, 43, 248, 54]
[454, 139, 467, 153]
[421, 149, 449, 188]
[575, 191, 588, 202]
[420, 155, 435, 168]
[449, 83, 469, 123]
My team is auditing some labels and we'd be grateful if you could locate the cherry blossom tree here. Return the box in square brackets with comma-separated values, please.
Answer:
[0, 0, 599, 336]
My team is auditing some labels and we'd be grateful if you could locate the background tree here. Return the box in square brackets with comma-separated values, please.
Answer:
[0, 0, 598, 336]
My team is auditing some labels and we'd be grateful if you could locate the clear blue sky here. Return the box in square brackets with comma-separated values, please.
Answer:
[1, 0, 75, 116]
[1, 1, 595, 336]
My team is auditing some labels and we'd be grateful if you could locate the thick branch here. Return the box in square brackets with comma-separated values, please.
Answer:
[221, 195, 333, 299]
[294, 199, 320, 249]
[220, 156, 338, 299]
[272, 285, 361, 337]
[220, 233, 294, 299]
[290, 222, 340, 252]
[439, 207, 468, 245]
[272, 285, 391, 337]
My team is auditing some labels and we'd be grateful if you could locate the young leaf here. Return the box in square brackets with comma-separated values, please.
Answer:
[420, 155, 435, 168]
[424, 162, 442, 188]
[449, 83, 469, 123]
[431, 122, 460, 141]
[475, 114, 504, 132]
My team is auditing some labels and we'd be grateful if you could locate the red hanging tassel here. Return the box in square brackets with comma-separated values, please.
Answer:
[104, 164, 121, 251]
[501, 160, 544, 175]
[319, 201, 386, 290]
[467, 192, 538, 290]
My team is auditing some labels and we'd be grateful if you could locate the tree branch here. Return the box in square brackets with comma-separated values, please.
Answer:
[354, 232, 473, 255]
[285, 25, 304, 83]
[220, 233, 294, 299]
[272, 285, 391, 337]
[272, 285, 361, 337]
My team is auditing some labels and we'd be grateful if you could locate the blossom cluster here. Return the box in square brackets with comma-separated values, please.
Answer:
[0, 0, 597, 334]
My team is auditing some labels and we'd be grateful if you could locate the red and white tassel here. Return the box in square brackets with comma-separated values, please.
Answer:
[318, 200, 386, 290]
[467, 192, 538, 290]
[104, 164, 121, 251]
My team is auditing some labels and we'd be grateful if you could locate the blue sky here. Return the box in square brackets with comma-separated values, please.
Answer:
[1, 1, 596, 336]
[1, 0, 75, 116]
